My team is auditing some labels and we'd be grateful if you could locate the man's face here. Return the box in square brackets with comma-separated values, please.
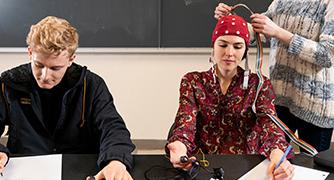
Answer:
[28, 48, 75, 89]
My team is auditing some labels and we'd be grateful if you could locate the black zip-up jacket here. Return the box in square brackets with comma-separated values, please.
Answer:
[0, 63, 135, 169]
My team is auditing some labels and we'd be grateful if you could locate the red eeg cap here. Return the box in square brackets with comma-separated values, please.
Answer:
[212, 15, 250, 48]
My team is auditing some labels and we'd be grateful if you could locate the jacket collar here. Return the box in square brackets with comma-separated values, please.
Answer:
[1, 63, 87, 93]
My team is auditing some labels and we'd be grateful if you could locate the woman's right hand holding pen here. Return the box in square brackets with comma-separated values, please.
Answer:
[268, 147, 294, 180]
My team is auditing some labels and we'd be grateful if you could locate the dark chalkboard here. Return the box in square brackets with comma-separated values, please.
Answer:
[161, 0, 272, 47]
[0, 0, 159, 47]
[0, 0, 271, 48]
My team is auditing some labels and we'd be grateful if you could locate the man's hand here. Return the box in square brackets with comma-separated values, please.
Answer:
[86, 160, 132, 180]
[167, 141, 196, 170]
[0, 152, 8, 173]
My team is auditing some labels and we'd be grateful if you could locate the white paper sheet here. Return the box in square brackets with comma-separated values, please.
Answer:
[0, 154, 62, 180]
[238, 159, 329, 180]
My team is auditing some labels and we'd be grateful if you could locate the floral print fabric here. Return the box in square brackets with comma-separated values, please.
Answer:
[168, 67, 290, 158]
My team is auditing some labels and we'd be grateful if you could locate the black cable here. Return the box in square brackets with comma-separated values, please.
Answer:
[144, 161, 224, 180]
[144, 165, 185, 180]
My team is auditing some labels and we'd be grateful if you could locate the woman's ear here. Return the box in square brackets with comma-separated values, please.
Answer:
[210, 49, 215, 63]
[242, 48, 248, 60]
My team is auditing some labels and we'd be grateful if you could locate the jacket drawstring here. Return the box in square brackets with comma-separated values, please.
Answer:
[79, 78, 87, 127]
[1, 82, 9, 122]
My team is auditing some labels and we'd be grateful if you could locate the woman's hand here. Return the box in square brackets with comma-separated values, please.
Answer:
[214, 3, 233, 20]
[167, 141, 196, 170]
[251, 13, 293, 45]
[268, 148, 294, 180]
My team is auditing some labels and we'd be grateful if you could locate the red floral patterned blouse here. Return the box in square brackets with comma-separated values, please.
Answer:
[168, 67, 290, 158]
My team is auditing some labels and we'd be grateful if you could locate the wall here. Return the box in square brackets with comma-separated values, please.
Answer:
[0, 48, 269, 140]
[1, 48, 333, 142]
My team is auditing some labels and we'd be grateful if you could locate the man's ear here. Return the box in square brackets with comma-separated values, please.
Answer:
[68, 54, 76, 67]
[27, 47, 33, 60]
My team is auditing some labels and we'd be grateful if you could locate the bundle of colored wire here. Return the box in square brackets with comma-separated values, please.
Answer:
[231, 4, 318, 156]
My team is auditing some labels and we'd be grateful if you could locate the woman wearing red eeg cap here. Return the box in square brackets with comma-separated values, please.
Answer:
[166, 15, 294, 180]
[215, 0, 334, 155]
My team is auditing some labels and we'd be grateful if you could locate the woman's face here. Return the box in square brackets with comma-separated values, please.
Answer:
[213, 35, 246, 74]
